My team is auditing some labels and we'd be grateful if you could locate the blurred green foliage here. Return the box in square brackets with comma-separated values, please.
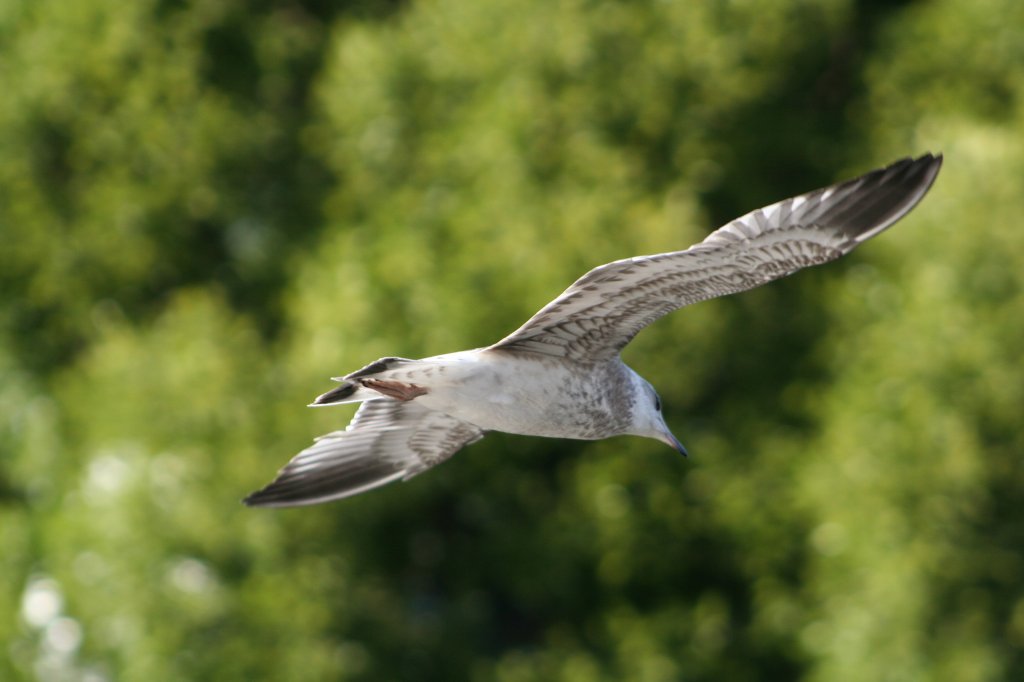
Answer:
[2, 0, 1023, 680]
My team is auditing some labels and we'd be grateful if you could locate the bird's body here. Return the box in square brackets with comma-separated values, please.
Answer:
[328, 350, 640, 440]
[245, 154, 943, 508]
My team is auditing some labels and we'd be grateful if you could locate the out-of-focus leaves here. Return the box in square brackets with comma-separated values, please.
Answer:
[0, 0, 337, 374]
[3, 0, 1024, 680]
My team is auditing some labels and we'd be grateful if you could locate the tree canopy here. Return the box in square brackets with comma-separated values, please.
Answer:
[3, 0, 1023, 680]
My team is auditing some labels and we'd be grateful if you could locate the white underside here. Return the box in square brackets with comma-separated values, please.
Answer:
[358, 349, 623, 440]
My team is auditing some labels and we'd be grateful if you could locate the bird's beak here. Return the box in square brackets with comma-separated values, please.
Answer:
[657, 427, 689, 458]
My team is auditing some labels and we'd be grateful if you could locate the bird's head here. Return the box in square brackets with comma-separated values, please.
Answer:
[628, 374, 688, 457]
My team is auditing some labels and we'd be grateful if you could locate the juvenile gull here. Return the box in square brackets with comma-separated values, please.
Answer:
[245, 154, 942, 508]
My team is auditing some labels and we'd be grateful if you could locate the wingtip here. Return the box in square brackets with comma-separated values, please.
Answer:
[240, 491, 265, 507]
[841, 151, 944, 244]
[310, 381, 358, 406]
[916, 150, 943, 177]
[902, 151, 944, 200]
[241, 484, 309, 508]
[241, 481, 286, 507]
[924, 150, 943, 178]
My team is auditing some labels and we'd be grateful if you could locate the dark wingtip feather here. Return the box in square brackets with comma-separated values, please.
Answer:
[838, 152, 943, 243]
[310, 381, 357, 406]
[242, 462, 406, 508]
[343, 356, 412, 380]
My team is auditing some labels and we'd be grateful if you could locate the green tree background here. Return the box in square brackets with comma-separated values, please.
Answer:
[2, 0, 1022, 679]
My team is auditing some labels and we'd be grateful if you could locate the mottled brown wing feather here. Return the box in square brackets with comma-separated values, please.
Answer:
[488, 154, 941, 361]
[244, 400, 485, 508]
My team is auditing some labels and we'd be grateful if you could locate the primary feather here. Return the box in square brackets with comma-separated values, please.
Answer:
[489, 155, 941, 360]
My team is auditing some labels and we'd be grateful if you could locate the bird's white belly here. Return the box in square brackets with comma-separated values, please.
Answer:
[383, 351, 629, 440]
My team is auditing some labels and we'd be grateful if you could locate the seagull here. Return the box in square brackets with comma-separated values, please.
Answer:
[244, 154, 942, 508]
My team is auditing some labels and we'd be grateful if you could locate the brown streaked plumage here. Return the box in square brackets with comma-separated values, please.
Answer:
[245, 154, 942, 508]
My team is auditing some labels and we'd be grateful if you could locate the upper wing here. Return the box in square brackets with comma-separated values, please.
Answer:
[244, 400, 486, 508]
[489, 154, 942, 361]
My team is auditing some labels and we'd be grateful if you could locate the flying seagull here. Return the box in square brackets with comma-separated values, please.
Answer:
[245, 154, 942, 508]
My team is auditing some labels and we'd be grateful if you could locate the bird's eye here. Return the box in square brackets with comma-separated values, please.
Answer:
[654, 396, 661, 411]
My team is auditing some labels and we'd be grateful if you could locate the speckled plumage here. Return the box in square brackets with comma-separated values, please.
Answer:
[245, 154, 942, 508]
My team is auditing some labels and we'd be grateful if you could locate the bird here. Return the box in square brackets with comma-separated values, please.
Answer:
[244, 154, 942, 508]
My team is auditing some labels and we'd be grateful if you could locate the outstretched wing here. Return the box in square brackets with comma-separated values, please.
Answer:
[489, 154, 942, 361]
[244, 400, 486, 508]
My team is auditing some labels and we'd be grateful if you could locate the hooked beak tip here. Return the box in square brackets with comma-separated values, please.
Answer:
[659, 431, 689, 458]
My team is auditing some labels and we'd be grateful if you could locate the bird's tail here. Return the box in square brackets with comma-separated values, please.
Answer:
[308, 356, 415, 406]
[309, 380, 368, 406]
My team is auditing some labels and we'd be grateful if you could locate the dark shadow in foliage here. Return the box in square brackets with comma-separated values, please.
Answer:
[3, 0, 414, 379]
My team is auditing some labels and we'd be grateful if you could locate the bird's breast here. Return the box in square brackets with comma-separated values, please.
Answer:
[407, 351, 634, 440]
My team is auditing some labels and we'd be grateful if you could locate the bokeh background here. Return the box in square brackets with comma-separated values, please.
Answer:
[2, 0, 1023, 680]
